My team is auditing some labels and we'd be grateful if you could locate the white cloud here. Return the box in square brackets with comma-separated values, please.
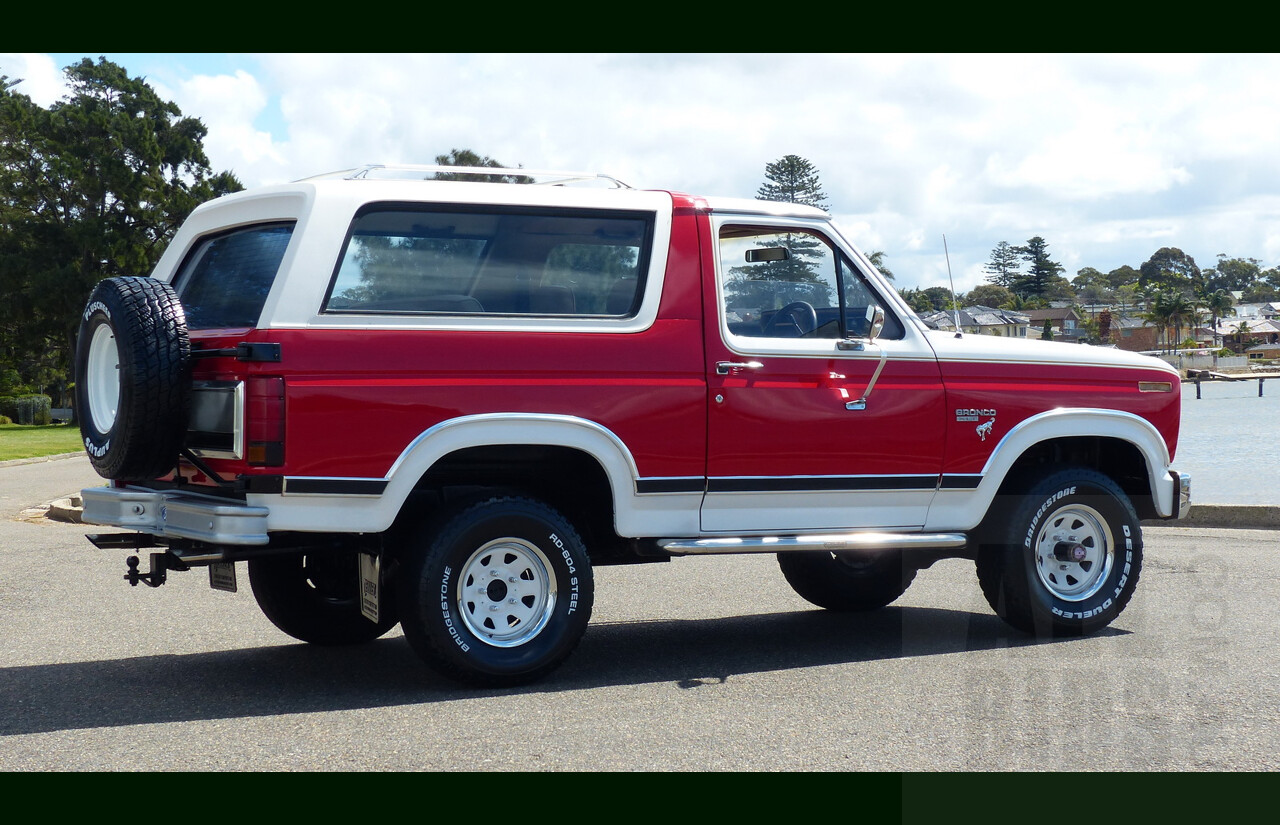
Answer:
[0, 53, 68, 106]
[159, 70, 285, 182]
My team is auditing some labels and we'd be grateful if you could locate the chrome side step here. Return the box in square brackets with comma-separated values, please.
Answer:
[656, 532, 969, 556]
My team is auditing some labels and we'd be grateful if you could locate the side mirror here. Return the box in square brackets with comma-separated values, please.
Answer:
[866, 305, 884, 343]
[837, 305, 887, 351]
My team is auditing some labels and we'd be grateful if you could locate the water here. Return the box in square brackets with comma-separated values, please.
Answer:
[1176, 378, 1280, 505]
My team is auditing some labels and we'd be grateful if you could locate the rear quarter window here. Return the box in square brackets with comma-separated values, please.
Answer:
[323, 205, 650, 318]
[174, 223, 294, 329]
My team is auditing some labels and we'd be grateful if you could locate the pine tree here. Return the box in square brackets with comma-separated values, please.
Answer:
[1015, 237, 1065, 299]
[756, 155, 829, 209]
[983, 241, 1022, 289]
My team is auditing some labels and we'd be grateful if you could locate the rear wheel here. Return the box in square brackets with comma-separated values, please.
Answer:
[977, 467, 1142, 637]
[249, 551, 398, 645]
[778, 549, 916, 611]
[397, 496, 594, 687]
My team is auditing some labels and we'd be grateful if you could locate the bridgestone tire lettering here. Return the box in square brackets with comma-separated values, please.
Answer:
[976, 467, 1143, 637]
[398, 496, 594, 687]
[74, 276, 191, 480]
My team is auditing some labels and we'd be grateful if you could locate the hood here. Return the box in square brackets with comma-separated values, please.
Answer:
[920, 329, 1180, 376]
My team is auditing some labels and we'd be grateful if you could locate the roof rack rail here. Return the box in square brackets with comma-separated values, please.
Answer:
[298, 164, 633, 189]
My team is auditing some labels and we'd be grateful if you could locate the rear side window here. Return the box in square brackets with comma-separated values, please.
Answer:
[324, 206, 651, 317]
[175, 223, 294, 329]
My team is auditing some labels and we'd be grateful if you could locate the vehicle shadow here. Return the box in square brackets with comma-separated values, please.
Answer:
[0, 605, 1123, 736]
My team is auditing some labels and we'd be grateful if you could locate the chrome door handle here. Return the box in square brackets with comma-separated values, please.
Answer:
[716, 360, 763, 375]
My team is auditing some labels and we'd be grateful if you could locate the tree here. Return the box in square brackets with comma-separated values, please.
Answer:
[1139, 247, 1201, 293]
[897, 286, 957, 314]
[1072, 267, 1114, 306]
[755, 155, 829, 210]
[1202, 288, 1235, 347]
[983, 241, 1022, 290]
[1203, 255, 1260, 293]
[1143, 290, 1194, 352]
[1230, 320, 1253, 352]
[964, 283, 1016, 308]
[433, 148, 533, 183]
[1014, 236, 1066, 300]
[1106, 264, 1140, 290]
[1114, 283, 1142, 316]
[733, 156, 833, 307]
[0, 58, 241, 400]
[867, 250, 895, 281]
[1242, 267, 1280, 302]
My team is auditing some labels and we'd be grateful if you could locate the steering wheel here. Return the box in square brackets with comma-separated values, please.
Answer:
[762, 301, 818, 337]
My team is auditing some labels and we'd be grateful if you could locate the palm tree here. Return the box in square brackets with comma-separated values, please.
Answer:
[1165, 292, 1193, 351]
[1232, 320, 1253, 352]
[1203, 289, 1235, 347]
[1143, 291, 1174, 352]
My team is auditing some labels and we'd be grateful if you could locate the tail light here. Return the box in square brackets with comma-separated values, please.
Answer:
[246, 376, 285, 466]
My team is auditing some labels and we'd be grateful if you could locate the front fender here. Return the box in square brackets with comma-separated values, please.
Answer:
[926, 408, 1177, 531]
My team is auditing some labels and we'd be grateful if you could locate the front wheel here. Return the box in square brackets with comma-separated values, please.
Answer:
[397, 496, 594, 687]
[976, 468, 1142, 637]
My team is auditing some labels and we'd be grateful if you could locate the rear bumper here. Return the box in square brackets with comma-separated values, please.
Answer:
[81, 485, 269, 545]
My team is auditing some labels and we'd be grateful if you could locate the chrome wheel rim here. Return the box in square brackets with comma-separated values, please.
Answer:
[1033, 503, 1114, 602]
[458, 538, 556, 647]
[86, 322, 120, 434]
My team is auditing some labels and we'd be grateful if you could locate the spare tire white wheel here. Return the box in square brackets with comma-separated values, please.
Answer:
[75, 276, 191, 481]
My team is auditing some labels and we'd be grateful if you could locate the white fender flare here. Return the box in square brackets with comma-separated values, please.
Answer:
[927, 408, 1178, 530]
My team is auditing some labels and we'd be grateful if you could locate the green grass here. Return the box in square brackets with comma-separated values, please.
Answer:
[0, 423, 85, 462]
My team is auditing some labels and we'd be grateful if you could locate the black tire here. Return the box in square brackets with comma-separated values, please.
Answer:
[74, 276, 190, 480]
[778, 550, 917, 611]
[398, 496, 594, 687]
[248, 551, 399, 645]
[976, 467, 1143, 637]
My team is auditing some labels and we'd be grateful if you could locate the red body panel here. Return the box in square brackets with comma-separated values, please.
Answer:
[937, 360, 1181, 474]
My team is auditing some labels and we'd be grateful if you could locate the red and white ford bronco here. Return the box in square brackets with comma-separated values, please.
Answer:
[75, 165, 1190, 686]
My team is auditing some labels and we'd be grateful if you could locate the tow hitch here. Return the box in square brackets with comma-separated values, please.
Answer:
[86, 533, 189, 588]
[124, 552, 190, 587]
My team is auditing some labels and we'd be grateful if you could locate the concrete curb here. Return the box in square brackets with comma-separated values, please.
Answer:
[0, 452, 86, 469]
[1143, 504, 1280, 531]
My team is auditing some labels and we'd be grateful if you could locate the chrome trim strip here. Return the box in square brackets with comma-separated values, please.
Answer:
[657, 532, 968, 555]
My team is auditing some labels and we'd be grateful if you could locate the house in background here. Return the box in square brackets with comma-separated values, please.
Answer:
[1110, 315, 1160, 352]
[1024, 307, 1083, 341]
[919, 305, 1030, 337]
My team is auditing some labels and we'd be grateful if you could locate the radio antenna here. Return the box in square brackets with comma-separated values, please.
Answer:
[943, 234, 962, 338]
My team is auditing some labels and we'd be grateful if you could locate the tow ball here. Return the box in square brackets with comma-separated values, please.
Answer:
[124, 552, 188, 587]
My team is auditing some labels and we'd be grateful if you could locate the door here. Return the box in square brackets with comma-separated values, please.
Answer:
[702, 219, 946, 532]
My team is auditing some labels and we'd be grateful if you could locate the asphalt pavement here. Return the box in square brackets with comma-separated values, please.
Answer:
[2, 453, 1279, 771]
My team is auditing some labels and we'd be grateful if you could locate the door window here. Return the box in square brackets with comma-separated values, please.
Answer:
[718, 225, 901, 341]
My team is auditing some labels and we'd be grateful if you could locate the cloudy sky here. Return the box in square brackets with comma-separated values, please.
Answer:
[4, 52, 1279, 293]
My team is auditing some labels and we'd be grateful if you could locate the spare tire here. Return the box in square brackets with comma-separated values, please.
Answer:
[75, 276, 191, 480]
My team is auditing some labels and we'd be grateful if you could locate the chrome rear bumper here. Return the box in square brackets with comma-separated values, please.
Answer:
[81, 485, 269, 545]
